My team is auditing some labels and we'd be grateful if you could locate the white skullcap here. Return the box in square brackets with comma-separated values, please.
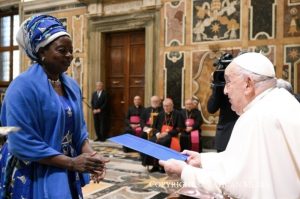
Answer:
[232, 52, 275, 77]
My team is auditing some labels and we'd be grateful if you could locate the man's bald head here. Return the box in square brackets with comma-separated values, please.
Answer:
[150, 95, 161, 108]
[163, 98, 173, 113]
[185, 99, 193, 111]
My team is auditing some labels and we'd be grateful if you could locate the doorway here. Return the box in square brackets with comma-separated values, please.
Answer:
[105, 30, 145, 137]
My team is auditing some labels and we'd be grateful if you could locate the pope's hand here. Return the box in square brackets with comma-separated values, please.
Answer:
[182, 150, 202, 168]
[159, 159, 187, 177]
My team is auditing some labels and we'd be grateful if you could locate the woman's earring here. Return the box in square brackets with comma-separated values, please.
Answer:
[41, 57, 45, 62]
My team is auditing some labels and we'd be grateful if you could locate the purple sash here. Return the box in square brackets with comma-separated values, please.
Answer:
[191, 130, 199, 152]
[130, 116, 140, 124]
[185, 118, 194, 127]
[130, 116, 141, 136]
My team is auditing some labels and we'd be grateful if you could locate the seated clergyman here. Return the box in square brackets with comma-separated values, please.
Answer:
[140, 95, 163, 140]
[180, 99, 203, 152]
[123, 95, 144, 152]
[124, 95, 144, 136]
[140, 95, 163, 166]
[143, 98, 184, 172]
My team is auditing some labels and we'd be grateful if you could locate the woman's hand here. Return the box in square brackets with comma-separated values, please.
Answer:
[71, 152, 109, 173]
[90, 152, 109, 183]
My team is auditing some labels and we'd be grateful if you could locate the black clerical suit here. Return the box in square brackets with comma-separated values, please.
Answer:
[142, 110, 184, 167]
[140, 106, 163, 165]
[207, 86, 239, 152]
[124, 105, 145, 135]
[123, 105, 144, 152]
[91, 90, 109, 141]
[180, 108, 203, 152]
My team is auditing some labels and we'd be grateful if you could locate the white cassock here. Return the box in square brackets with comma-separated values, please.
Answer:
[181, 88, 300, 199]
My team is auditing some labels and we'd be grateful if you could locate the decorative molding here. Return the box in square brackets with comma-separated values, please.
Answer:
[72, 15, 84, 53]
[90, 12, 155, 32]
[288, 0, 300, 6]
[85, 0, 161, 16]
[103, 1, 142, 15]
[0, 0, 19, 9]
[22, 0, 84, 13]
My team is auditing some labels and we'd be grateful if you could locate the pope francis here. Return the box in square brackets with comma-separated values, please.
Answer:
[159, 52, 300, 199]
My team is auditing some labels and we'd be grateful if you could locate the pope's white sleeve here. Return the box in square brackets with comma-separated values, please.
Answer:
[181, 164, 222, 194]
[201, 152, 222, 169]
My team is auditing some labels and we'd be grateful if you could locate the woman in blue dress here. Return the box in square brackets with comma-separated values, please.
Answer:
[0, 15, 109, 198]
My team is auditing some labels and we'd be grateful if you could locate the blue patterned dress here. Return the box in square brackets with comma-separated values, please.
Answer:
[0, 95, 84, 199]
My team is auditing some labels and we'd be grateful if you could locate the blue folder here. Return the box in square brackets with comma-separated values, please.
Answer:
[109, 134, 187, 161]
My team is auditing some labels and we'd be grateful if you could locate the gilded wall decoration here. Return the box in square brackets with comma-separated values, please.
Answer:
[165, 51, 184, 109]
[249, 0, 276, 39]
[165, 0, 185, 46]
[192, 0, 241, 42]
[72, 15, 84, 53]
[192, 49, 240, 124]
[72, 57, 83, 90]
[284, 45, 300, 93]
[284, 0, 300, 37]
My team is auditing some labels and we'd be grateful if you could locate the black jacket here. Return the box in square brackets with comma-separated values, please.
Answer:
[153, 109, 184, 137]
[91, 90, 108, 112]
[207, 86, 239, 151]
[181, 108, 203, 130]
[140, 106, 163, 128]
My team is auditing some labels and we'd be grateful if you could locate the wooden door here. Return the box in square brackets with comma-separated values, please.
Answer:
[106, 30, 145, 137]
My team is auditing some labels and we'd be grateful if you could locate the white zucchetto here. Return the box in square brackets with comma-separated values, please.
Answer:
[232, 52, 275, 77]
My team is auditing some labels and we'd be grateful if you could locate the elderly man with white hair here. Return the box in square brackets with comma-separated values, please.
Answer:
[159, 52, 300, 198]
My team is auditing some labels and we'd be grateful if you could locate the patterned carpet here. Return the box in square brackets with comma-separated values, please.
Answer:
[82, 141, 182, 199]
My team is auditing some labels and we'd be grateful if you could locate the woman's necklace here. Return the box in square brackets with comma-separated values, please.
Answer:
[48, 79, 61, 87]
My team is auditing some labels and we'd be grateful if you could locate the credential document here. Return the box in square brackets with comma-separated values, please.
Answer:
[109, 134, 187, 161]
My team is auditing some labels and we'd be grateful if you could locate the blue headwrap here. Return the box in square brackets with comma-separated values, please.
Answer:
[16, 15, 70, 61]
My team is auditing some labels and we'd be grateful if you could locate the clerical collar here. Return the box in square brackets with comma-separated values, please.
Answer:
[165, 111, 172, 115]
[243, 87, 275, 113]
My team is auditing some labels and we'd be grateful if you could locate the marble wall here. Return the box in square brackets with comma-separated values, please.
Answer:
[159, 0, 300, 136]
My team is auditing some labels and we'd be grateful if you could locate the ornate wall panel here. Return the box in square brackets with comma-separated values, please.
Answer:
[165, 51, 184, 109]
[284, 45, 300, 93]
[284, 0, 300, 37]
[165, 0, 185, 46]
[192, 0, 241, 42]
[249, 0, 276, 39]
